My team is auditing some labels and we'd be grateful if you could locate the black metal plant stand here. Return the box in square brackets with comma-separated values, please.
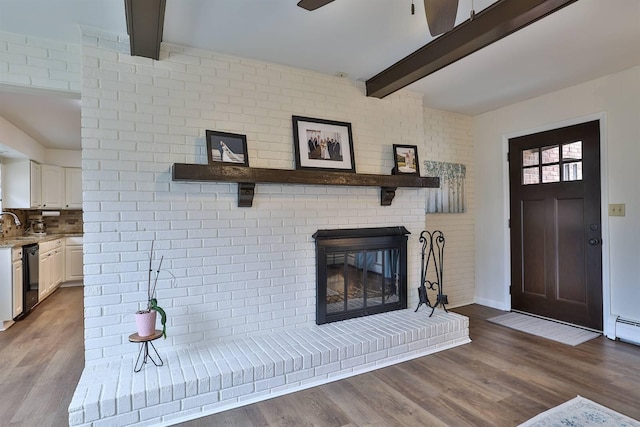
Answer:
[415, 230, 448, 316]
[129, 330, 164, 372]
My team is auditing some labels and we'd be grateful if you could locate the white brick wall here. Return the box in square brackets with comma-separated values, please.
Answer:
[77, 28, 474, 362]
[0, 27, 476, 362]
[423, 108, 475, 307]
[0, 30, 81, 92]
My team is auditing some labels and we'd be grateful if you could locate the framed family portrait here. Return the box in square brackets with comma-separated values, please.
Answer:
[292, 116, 356, 172]
[393, 144, 420, 175]
[206, 130, 249, 167]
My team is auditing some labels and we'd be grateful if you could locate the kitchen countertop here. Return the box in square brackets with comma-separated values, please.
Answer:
[0, 233, 83, 249]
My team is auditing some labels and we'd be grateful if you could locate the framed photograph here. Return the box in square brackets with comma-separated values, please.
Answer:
[393, 144, 420, 175]
[292, 116, 355, 172]
[206, 130, 249, 167]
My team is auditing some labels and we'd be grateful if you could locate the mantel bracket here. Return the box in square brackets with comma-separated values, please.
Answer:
[381, 187, 397, 206]
[238, 183, 255, 207]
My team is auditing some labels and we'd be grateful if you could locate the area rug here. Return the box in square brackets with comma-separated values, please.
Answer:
[519, 396, 640, 426]
[487, 312, 600, 346]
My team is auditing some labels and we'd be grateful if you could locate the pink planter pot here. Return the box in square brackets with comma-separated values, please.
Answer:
[135, 310, 157, 337]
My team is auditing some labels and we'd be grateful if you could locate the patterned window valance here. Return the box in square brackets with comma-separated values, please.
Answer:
[424, 161, 466, 213]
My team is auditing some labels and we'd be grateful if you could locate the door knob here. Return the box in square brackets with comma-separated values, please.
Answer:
[589, 238, 600, 245]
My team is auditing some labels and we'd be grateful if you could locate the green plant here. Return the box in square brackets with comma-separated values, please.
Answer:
[149, 298, 167, 339]
[136, 240, 169, 338]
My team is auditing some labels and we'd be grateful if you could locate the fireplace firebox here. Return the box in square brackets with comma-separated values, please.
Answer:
[313, 227, 409, 325]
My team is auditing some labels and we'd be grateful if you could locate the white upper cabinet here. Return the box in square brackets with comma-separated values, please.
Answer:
[30, 162, 42, 208]
[40, 165, 64, 209]
[3, 159, 42, 209]
[3, 160, 81, 210]
[64, 167, 82, 209]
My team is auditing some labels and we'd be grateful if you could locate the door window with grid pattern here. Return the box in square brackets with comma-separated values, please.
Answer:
[522, 141, 582, 185]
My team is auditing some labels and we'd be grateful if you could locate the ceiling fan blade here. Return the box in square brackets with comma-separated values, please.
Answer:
[423, 0, 459, 36]
[297, 0, 335, 11]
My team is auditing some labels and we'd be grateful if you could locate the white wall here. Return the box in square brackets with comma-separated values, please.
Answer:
[423, 108, 475, 307]
[80, 28, 474, 362]
[474, 65, 640, 331]
[0, 115, 46, 162]
[46, 148, 81, 167]
[0, 118, 82, 167]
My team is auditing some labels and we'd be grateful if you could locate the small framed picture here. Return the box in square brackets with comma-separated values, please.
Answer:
[393, 144, 420, 175]
[292, 116, 356, 172]
[206, 130, 249, 166]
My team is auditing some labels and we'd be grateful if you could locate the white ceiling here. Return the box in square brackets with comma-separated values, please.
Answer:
[0, 87, 81, 151]
[0, 0, 638, 152]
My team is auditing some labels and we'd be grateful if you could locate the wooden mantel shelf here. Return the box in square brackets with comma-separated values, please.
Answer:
[172, 163, 439, 207]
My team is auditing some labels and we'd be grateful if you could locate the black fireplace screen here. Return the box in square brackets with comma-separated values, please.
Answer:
[313, 227, 409, 325]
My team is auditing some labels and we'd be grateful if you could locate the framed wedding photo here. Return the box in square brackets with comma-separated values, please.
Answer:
[292, 116, 356, 172]
[206, 130, 249, 167]
[393, 144, 420, 175]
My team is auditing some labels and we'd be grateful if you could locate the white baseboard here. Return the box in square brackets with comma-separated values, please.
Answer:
[615, 317, 640, 346]
[1, 320, 15, 331]
[475, 296, 510, 311]
[60, 280, 83, 288]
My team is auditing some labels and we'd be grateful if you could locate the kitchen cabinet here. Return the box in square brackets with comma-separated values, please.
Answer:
[0, 248, 16, 329]
[3, 161, 80, 210]
[12, 248, 23, 319]
[2, 159, 42, 209]
[1, 235, 82, 329]
[65, 236, 83, 282]
[39, 238, 63, 298]
[41, 165, 64, 209]
[39, 250, 51, 299]
[53, 246, 63, 287]
[64, 167, 82, 209]
[31, 163, 42, 208]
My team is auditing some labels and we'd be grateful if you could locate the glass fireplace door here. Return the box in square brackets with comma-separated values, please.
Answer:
[324, 249, 401, 319]
[314, 226, 409, 325]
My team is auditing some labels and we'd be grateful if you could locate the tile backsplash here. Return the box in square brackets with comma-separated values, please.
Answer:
[43, 210, 83, 234]
[1, 210, 27, 237]
[1, 209, 83, 238]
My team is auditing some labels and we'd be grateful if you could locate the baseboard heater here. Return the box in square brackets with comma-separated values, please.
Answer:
[615, 317, 640, 346]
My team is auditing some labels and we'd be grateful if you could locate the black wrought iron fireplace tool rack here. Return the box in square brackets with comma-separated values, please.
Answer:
[415, 230, 448, 316]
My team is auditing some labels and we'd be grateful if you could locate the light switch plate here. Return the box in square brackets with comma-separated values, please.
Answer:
[609, 203, 625, 216]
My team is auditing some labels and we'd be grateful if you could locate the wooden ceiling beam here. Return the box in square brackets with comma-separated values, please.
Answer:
[124, 0, 166, 60]
[366, 0, 578, 99]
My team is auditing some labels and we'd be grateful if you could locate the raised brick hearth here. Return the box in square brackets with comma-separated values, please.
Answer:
[69, 309, 470, 426]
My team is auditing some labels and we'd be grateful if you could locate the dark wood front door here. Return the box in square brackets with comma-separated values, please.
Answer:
[509, 120, 602, 330]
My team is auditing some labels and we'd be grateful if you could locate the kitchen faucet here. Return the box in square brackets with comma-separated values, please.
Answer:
[1, 211, 21, 226]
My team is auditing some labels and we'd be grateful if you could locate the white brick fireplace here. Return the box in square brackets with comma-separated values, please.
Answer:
[72, 28, 473, 425]
[81, 31, 438, 361]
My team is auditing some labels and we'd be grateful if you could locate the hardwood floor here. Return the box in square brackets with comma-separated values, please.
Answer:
[2, 292, 639, 427]
[0, 286, 84, 427]
[178, 304, 640, 427]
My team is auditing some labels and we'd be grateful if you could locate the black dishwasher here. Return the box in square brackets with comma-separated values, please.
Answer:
[21, 243, 39, 318]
